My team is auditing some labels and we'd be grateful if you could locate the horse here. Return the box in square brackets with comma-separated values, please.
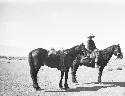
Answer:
[28, 43, 85, 91]
[71, 44, 123, 83]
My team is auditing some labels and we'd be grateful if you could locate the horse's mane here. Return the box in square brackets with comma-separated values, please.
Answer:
[100, 45, 117, 53]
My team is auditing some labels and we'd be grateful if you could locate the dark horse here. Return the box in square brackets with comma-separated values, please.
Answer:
[28, 43, 85, 90]
[71, 44, 123, 83]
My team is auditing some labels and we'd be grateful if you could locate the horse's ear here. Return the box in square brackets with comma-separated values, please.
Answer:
[118, 44, 120, 46]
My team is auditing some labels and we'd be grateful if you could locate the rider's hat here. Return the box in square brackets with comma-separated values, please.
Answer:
[87, 33, 95, 38]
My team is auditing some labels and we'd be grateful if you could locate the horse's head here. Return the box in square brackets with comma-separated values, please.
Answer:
[113, 44, 123, 59]
[74, 43, 87, 55]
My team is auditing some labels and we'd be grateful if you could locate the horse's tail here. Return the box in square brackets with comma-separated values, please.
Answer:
[28, 51, 35, 71]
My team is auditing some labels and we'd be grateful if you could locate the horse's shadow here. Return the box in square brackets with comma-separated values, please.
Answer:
[45, 82, 125, 92]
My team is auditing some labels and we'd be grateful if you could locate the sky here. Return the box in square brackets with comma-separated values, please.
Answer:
[0, 0, 125, 56]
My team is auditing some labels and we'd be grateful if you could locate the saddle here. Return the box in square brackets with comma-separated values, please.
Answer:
[81, 49, 100, 61]
[48, 50, 56, 56]
[89, 49, 100, 59]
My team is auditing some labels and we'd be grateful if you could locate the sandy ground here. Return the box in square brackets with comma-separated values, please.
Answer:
[0, 58, 125, 96]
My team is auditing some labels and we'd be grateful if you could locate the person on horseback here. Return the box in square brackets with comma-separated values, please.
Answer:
[87, 33, 99, 68]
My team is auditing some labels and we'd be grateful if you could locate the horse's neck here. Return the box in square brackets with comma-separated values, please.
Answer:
[67, 49, 79, 60]
[107, 51, 113, 61]
[102, 46, 114, 61]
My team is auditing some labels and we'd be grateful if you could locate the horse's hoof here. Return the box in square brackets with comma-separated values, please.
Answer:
[98, 81, 101, 84]
[73, 81, 79, 85]
[72, 80, 78, 83]
[64, 84, 69, 90]
[64, 87, 69, 90]
[34, 86, 42, 91]
[59, 86, 63, 89]
[59, 86, 63, 88]
[36, 87, 42, 91]
[59, 83, 63, 89]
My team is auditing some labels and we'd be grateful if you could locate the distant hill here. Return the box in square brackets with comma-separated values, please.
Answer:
[0, 55, 27, 60]
[0, 45, 30, 57]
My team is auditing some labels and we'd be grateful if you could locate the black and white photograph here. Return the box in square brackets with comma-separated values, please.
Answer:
[0, 0, 125, 96]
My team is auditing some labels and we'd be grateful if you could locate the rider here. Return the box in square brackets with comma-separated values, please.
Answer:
[87, 33, 99, 68]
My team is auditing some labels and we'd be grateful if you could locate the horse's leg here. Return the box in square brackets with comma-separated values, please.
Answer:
[28, 54, 39, 90]
[59, 71, 64, 89]
[30, 64, 42, 91]
[64, 69, 69, 89]
[71, 59, 79, 83]
[71, 66, 79, 83]
[29, 56, 42, 91]
[98, 66, 104, 83]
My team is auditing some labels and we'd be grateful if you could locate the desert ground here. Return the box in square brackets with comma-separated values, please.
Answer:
[0, 57, 125, 96]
